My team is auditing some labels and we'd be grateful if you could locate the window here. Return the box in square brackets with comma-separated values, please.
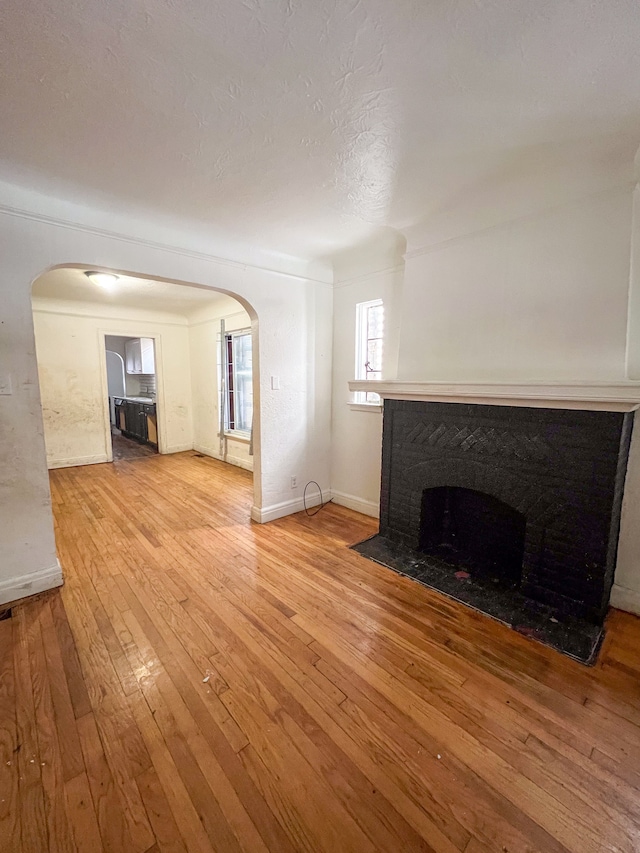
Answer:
[224, 330, 253, 434]
[354, 299, 383, 404]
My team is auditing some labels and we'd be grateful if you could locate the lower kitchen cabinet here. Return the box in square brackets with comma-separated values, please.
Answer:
[115, 399, 127, 433]
[143, 404, 158, 448]
[125, 400, 147, 442]
[113, 398, 157, 448]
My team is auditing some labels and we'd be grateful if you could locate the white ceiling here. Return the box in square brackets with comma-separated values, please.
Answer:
[32, 267, 232, 317]
[2, 0, 640, 260]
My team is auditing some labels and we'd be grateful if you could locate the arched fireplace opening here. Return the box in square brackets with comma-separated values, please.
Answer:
[419, 487, 526, 588]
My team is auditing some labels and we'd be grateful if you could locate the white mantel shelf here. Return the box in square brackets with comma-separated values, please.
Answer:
[348, 380, 640, 412]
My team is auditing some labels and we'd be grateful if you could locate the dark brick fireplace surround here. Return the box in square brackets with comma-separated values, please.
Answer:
[354, 398, 634, 662]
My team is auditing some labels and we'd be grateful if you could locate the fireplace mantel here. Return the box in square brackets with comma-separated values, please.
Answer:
[348, 380, 640, 412]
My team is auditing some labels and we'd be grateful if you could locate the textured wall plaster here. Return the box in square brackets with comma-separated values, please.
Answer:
[32, 298, 194, 466]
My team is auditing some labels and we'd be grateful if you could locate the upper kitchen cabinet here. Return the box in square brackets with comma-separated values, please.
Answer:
[125, 337, 155, 374]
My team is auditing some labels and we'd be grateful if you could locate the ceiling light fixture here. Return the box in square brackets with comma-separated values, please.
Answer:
[84, 271, 119, 290]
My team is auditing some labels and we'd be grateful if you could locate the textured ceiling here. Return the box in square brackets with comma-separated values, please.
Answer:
[32, 268, 231, 317]
[2, 0, 640, 260]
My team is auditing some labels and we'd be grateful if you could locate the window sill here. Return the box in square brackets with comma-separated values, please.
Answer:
[223, 430, 252, 442]
[348, 402, 383, 413]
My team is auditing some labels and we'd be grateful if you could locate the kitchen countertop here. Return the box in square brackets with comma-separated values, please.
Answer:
[113, 396, 155, 404]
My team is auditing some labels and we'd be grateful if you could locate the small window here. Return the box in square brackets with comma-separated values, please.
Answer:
[354, 299, 383, 404]
[224, 330, 253, 434]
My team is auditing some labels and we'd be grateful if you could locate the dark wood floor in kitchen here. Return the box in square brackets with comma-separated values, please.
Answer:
[111, 428, 157, 460]
[2, 451, 640, 853]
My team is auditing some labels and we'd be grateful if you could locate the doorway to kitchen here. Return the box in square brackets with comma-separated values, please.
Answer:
[104, 335, 159, 461]
[30, 266, 257, 486]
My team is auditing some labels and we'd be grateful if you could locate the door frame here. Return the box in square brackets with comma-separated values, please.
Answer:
[97, 330, 164, 462]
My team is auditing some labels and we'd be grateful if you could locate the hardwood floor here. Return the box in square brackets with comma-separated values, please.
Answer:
[111, 429, 157, 461]
[2, 451, 640, 852]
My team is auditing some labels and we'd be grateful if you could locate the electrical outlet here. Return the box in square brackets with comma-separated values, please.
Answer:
[291, 476, 297, 489]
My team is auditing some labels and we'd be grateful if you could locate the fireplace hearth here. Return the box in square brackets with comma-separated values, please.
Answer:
[352, 398, 634, 663]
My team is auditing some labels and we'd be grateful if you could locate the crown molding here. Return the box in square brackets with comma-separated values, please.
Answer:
[31, 303, 189, 327]
[403, 181, 635, 261]
[0, 200, 334, 285]
[332, 263, 405, 289]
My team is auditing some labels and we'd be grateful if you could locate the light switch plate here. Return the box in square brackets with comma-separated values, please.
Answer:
[271, 375, 280, 390]
[0, 375, 12, 395]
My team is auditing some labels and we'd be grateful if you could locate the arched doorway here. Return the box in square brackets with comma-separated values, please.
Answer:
[30, 264, 260, 506]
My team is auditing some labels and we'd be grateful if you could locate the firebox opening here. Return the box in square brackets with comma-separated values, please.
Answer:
[419, 486, 526, 588]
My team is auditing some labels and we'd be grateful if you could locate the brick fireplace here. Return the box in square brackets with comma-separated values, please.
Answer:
[350, 381, 640, 662]
[380, 399, 632, 623]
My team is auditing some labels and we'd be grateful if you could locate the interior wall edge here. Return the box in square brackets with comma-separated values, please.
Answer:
[0, 560, 63, 606]
[330, 490, 380, 518]
[193, 445, 254, 472]
[610, 583, 640, 617]
[403, 181, 635, 259]
[47, 454, 109, 470]
[251, 494, 323, 524]
[162, 443, 195, 455]
[0, 183, 334, 285]
[332, 263, 405, 289]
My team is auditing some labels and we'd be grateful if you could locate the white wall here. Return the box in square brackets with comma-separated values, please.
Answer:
[255, 276, 334, 517]
[613, 413, 640, 615]
[398, 188, 633, 381]
[0, 217, 61, 603]
[32, 298, 193, 467]
[188, 295, 253, 471]
[615, 168, 640, 615]
[330, 266, 403, 516]
[625, 183, 640, 378]
[0, 181, 333, 605]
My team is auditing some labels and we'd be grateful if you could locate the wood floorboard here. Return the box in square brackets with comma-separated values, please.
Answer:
[0, 619, 20, 853]
[12, 606, 48, 853]
[3, 450, 640, 851]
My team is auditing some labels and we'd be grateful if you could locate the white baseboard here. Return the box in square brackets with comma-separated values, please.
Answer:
[251, 494, 323, 524]
[193, 445, 253, 472]
[0, 560, 64, 606]
[226, 454, 253, 472]
[192, 444, 218, 458]
[331, 490, 380, 518]
[252, 488, 376, 524]
[162, 444, 194, 455]
[48, 453, 109, 469]
[610, 583, 640, 616]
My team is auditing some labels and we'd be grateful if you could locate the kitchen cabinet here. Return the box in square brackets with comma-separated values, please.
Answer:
[113, 397, 157, 448]
[125, 338, 155, 375]
[114, 398, 127, 432]
[143, 404, 158, 448]
[124, 400, 147, 442]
